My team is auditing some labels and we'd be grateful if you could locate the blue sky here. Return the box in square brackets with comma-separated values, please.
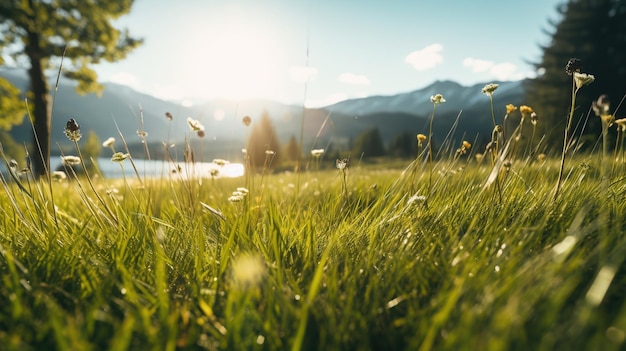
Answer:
[95, 0, 564, 107]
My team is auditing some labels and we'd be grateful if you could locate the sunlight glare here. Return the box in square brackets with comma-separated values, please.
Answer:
[181, 22, 284, 101]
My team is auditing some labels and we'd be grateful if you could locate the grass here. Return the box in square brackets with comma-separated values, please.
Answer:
[1, 74, 625, 350]
[0, 147, 625, 350]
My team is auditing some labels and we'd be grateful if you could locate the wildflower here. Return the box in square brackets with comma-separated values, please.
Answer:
[475, 153, 484, 162]
[136, 130, 148, 138]
[242, 115, 252, 126]
[565, 58, 582, 76]
[102, 137, 115, 148]
[430, 94, 446, 105]
[336, 158, 350, 170]
[462, 141, 471, 149]
[64, 118, 82, 141]
[573, 72, 594, 90]
[311, 149, 325, 157]
[165, 112, 173, 121]
[213, 159, 229, 167]
[61, 155, 81, 166]
[187, 117, 205, 132]
[506, 104, 517, 115]
[236, 187, 249, 194]
[265, 150, 275, 155]
[592, 95, 611, 116]
[530, 112, 539, 125]
[228, 195, 244, 202]
[482, 83, 499, 96]
[209, 168, 219, 177]
[111, 152, 129, 163]
[52, 171, 67, 181]
[615, 118, 626, 132]
[519, 105, 533, 117]
[417, 134, 427, 147]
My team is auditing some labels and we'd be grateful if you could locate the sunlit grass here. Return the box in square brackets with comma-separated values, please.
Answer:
[0, 147, 625, 350]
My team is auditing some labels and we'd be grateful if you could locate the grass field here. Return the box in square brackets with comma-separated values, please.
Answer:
[1, 81, 626, 350]
[1, 146, 625, 350]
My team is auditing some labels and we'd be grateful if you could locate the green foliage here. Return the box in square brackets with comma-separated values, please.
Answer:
[80, 130, 101, 173]
[352, 127, 386, 158]
[0, 78, 26, 130]
[526, 0, 626, 149]
[0, 131, 26, 164]
[284, 135, 301, 162]
[388, 131, 417, 158]
[0, 0, 142, 177]
[247, 111, 282, 170]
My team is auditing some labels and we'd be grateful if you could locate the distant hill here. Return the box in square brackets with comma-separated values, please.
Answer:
[1, 68, 526, 159]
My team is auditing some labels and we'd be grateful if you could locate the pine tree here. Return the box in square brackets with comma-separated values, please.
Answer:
[0, 1, 142, 177]
[248, 111, 282, 170]
[352, 127, 386, 158]
[526, 0, 626, 149]
[284, 135, 301, 162]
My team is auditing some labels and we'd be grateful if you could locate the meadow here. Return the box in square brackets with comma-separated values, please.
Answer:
[1, 81, 626, 351]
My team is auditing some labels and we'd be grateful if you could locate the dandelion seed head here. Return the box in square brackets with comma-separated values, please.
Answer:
[52, 171, 67, 181]
[61, 155, 81, 166]
[311, 149, 325, 157]
[430, 93, 446, 105]
[482, 83, 499, 96]
[187, 117, 205, 132]
[102, 137, 115, 148]
[111, 152, 129, 163]
[574, 72, 595, 89]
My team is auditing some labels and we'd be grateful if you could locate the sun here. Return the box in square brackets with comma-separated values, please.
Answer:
[179, 21, 285, 101]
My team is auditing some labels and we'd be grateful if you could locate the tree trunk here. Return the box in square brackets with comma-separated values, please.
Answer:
[26, 31, 51, 178]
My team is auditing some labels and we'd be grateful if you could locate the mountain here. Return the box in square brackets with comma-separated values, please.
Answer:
[325, 79, 526, 117]
[1, 68, 526, 159]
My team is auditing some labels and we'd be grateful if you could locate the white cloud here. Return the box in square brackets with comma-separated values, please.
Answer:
[289, 66, 318, 83]
[108, 72, 139, 88]
[463, 58, 536, 81]
[462, 57, 494, 72]
[405, 44, 444, 71]
[337, 73, 371, 86]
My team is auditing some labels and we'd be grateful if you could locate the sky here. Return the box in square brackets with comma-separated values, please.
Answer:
[94, 0, 564, 107]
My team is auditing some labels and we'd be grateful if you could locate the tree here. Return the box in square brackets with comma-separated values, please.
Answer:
[0, 1, 142, 177]
[352, 127, 386, 158]
[525, 0, 626, 149]
[284, 135, 301, 162]
[388, 131, 417, 158]
[248, 111, 281, 170]
[0, 77, 27, 130]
